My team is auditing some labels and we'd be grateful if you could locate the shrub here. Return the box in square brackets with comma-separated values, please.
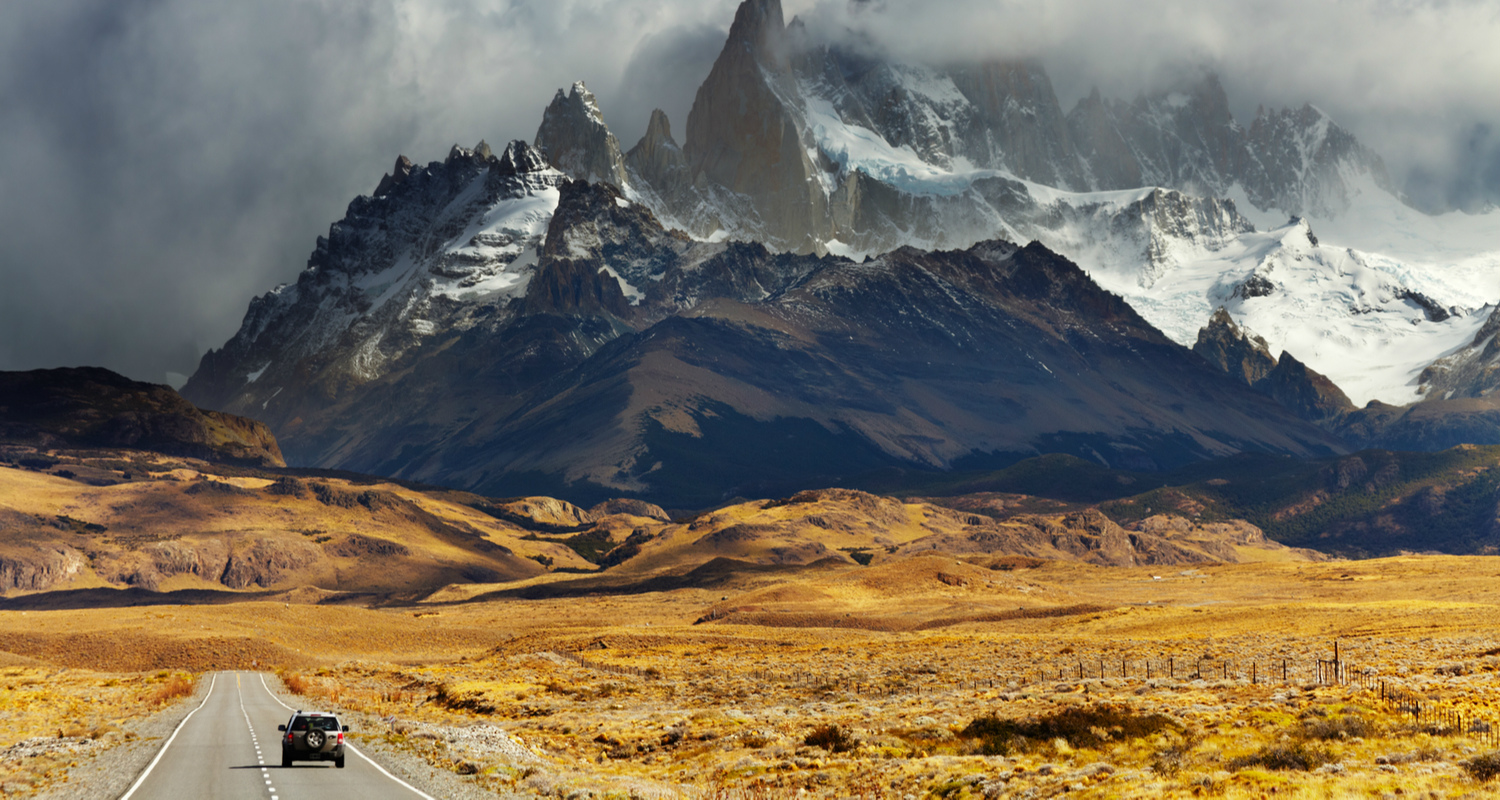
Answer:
[149, 673, 195, 706]
[804, 724, 857, 753]
[962, 705, 1177, 755]
[283, 673, 310, 695]
[1228, 742, 1334, 771]
[1465, 752, 1500, 781]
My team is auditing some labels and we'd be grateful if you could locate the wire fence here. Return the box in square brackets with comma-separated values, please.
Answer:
[554, 639, 1500, 750]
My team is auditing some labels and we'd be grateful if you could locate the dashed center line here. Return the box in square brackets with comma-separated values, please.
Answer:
[237, 673, 279, 800]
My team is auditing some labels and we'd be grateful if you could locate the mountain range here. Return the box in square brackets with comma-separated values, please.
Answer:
[180, 0, 1500, 509]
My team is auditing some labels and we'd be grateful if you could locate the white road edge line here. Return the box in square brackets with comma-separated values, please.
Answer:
[119, 672, 219, 800]
[258, 672, 437, 800]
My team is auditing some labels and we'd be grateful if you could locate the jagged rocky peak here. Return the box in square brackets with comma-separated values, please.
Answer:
[1193, 307, 1354, 422]
[1194, 307, 1277, 385]
[724, 0, 789, 68]
[373, 155, 415, 197]
[626, 109, 685, 183]
[1242, 103, 1393, 217]
[496, 138, 550, 175]
[534, 80, 628, 188]
[446, 142, 486, 164]
[682, 0, 825, 250]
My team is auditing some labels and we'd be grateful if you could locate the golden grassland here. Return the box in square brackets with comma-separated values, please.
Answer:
[0, 666, 194, 793]
[5, 555, 1500, 796]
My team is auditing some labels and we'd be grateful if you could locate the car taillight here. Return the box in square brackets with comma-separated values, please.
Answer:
[285, 733, 293, 744]
[337, 732, 344, 744]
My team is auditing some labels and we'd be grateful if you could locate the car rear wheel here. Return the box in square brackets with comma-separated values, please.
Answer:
[281, 749, 292, 768]
[335, 755, 345, 769]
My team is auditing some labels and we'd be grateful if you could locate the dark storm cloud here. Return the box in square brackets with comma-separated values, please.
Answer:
[0, 0, 1495, 386]
[0, 0, 736, 385]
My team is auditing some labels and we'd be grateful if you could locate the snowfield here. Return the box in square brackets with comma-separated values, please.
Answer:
[785, 88, 1500, 407]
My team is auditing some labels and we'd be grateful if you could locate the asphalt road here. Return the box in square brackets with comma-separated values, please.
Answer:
[119, 671, 433, 800]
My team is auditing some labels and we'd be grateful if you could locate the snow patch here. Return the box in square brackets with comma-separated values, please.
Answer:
[600, 266, 644, 305]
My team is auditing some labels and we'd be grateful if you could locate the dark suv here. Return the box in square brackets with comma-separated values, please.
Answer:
[279, 711, 347, 768]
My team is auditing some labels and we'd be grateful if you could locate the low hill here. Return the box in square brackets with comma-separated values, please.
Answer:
[0, 367, 284, 467]
[0, 450, 601, 599]
[865, 447, 1500, 557]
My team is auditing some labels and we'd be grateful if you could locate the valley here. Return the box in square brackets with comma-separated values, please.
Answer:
[5, 0, 1500, 797]
[6, 550, 1500, 797]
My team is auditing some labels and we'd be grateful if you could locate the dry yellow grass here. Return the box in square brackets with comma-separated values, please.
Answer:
[0, 668, 195, 793]
[6, 553, 1500, 796]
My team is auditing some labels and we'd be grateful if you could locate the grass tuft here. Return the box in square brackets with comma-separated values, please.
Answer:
[1301, 713, 1370, 740]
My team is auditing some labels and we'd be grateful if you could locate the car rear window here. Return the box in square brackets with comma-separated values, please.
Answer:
[291, 716, 341, 731]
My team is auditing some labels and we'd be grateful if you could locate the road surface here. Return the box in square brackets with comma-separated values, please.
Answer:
[120, 671, 433, 800]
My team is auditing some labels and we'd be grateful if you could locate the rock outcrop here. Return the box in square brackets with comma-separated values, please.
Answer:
[534, 82, 629, 188]
[1193, 308, 1354, 423]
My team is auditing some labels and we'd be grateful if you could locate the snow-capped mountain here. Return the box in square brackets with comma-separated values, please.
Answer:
[185, 140, 569, 416]
[184, 0, 1500, 498]
[184, 169, 1343, 505]
[574, 0, 1499, 408]
[609, 0, 1394, 253]
[525, 1, 1488, 411]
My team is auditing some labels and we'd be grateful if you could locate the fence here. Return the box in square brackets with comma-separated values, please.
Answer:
[551, 650, 655, 679]
[552, 640, 1500, 750]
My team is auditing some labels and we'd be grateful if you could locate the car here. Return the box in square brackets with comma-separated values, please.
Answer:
[278, 710, 348, 768]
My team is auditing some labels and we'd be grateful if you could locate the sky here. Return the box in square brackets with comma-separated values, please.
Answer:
[1, 0, 1497, 386]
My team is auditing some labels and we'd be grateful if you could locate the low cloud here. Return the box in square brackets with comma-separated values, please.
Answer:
[1, 0, 1495, 384]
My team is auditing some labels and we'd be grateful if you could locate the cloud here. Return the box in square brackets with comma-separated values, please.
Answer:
[0, 0, 736, 384]
[0, 0, 1496, 386]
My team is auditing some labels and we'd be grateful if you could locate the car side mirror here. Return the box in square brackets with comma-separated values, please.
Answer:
[344, 725, 352, 732]
[277, 725, 287, 731]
